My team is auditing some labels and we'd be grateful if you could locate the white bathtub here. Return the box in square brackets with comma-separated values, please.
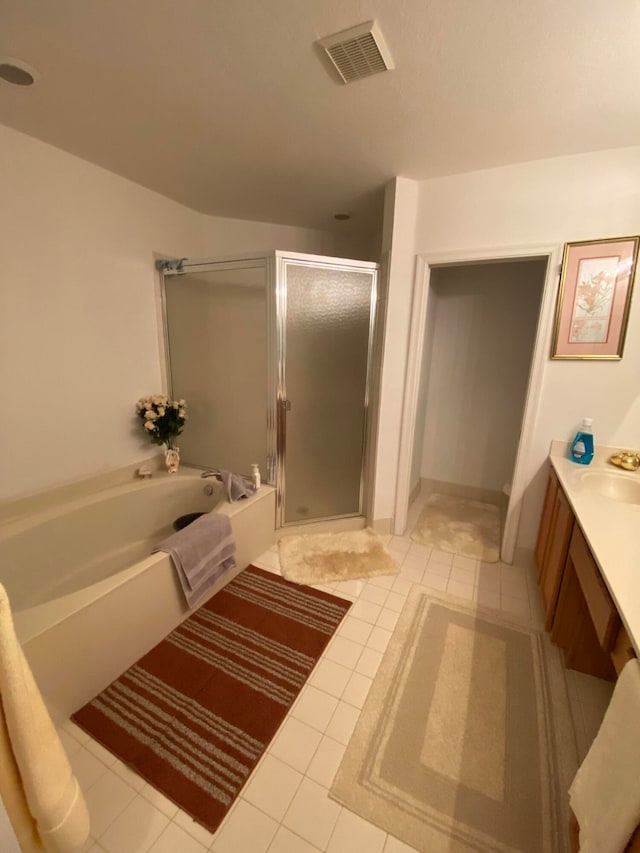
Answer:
[0, 468, 275, 721]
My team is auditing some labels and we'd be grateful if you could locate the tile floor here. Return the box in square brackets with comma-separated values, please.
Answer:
[59, 509, 613, 853]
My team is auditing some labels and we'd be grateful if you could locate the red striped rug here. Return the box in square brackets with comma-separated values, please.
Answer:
[72, 565, 351, 833]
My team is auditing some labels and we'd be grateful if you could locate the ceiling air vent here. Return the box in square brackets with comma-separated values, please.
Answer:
[318, 20, 394, 84]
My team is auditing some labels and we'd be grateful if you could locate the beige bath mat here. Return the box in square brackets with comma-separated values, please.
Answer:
[278, 528, 398, 585]
[411, 493, 501, 562]
[330, 589, 577, 852]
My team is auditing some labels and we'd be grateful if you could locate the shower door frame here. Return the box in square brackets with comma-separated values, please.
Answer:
[274, 251, 379, 529]
[158, 253, 279, 484]
[158, 250, 380, 530]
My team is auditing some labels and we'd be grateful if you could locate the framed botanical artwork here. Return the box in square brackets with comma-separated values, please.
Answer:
[551, 235, 639, 359]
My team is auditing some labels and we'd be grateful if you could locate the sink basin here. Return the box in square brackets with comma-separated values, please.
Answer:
[582, 471, 640, 505]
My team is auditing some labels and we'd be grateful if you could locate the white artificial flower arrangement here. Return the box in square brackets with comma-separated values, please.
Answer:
[135, 394, 187, 448]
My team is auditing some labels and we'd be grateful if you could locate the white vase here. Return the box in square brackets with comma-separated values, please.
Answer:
[164, 443, 180, 474]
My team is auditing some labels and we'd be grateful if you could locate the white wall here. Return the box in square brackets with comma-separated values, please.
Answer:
[0, 124, 372, 501]
[418, 261, 545, 493]
[409, 282, 436, 492]
[376, 146, 640, 549]
[373, 178, 419, 523]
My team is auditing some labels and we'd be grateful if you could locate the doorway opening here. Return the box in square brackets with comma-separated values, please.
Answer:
[395, 247, 560, 563]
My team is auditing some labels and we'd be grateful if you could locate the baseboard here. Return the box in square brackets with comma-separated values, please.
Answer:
[512, 546, 535, 571]
[408, 479, 421, 508]
[370, 517, 392, 536]
[421, 477, 505, 509]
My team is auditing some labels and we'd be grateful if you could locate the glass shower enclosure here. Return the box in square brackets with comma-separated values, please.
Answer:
[160, 251, 379, 528]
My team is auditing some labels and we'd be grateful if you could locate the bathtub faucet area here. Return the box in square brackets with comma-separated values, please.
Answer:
[200, 469, 222, 480]
[201, 468, 260, 502]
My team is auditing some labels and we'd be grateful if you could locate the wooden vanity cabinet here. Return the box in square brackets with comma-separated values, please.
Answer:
[535, 468, 575, 630]
[551, 526, 617, 680]
[535, 468, 559, 574]
[570, 526, 620, 653]
[611, 622, 636, 676]
[536, 466, 619, 681]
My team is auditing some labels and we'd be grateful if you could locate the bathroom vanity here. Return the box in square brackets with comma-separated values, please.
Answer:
[535, 443, 639, 680]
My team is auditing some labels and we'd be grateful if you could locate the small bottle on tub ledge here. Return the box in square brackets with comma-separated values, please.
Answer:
[251, 463, 261, 490]
[570, 418, 594, 465]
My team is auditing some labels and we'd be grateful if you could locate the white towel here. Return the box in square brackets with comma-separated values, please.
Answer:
[569, 658, 640, 853]
[153, 512, 236, 607]
[0, 584, 90, 852]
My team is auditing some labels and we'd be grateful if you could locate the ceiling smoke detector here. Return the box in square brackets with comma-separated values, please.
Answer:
[318, 20, 394, 84]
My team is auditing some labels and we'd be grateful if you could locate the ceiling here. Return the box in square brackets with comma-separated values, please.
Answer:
[1, 0, 639, 234]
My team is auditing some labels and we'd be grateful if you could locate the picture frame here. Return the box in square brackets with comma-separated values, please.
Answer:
[551, 235, 639, 360]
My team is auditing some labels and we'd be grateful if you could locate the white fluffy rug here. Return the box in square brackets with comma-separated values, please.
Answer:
[411, 493, 501, 562]
[278, 528, 398, 585]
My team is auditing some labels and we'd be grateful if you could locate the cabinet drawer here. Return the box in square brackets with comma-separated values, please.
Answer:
[569, 526, 620, 652]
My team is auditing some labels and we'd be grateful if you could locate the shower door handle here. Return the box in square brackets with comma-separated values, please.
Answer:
[282, 399, 292, 412]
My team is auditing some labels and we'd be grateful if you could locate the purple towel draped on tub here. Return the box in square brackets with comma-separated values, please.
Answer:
[220, 470, 256, 502]
[152, 513, 236, 607]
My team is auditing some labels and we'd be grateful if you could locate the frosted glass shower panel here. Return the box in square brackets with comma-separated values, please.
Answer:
[164, 265, 267, 475]
[283, 263, 373, 523]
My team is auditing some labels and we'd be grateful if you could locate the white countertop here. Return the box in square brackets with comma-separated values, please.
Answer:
[549, 441, 640, 656]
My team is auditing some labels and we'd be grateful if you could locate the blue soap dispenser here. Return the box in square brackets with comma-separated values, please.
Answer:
[570, 418, 594, 465]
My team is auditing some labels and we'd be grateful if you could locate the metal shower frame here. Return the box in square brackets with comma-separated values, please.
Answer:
[158, 250, 380, 529]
